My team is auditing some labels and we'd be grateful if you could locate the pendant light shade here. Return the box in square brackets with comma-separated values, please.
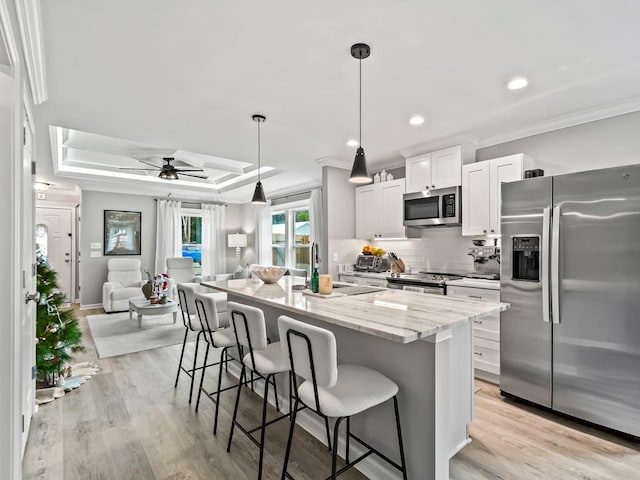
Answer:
[349, 43, 372, 184]
[252, 181, 267, 204]
[251, 114, 268, 204]
[349, 147, 370, 183]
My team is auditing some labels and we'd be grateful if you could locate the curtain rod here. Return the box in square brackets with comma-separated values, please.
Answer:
[154, 197, 227, 207]
[269, 185, 322, 203]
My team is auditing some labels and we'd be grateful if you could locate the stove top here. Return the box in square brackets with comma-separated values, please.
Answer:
[387, 271, 464, 286]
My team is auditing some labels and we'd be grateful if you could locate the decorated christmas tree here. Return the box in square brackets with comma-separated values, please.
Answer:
[36, 255, 84, 387]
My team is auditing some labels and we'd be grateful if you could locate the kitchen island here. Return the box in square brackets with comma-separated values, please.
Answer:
[202, 277, 508, 480]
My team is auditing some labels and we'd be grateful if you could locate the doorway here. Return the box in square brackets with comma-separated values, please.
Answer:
[35, 207, 74, 302]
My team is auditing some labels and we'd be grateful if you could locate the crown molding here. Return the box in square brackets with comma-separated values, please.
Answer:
[314, 156, 349, 169]
[478, 96, 640, 148]
[14, 0, 47, 104]
[400, 133, 479, 159]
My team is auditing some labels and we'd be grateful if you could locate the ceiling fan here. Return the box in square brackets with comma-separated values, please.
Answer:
[119, 157, 208, 180]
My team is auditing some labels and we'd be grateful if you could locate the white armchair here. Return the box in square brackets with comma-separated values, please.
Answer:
[166, 257, 199, 301]
[102, 258, 143, 313]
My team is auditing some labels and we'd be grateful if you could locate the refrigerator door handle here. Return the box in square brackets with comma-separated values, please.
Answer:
[542, 207, 551, 323]
[551, 206, 561, 324]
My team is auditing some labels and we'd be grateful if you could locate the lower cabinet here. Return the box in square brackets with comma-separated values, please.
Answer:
[448, 285, 500, 382]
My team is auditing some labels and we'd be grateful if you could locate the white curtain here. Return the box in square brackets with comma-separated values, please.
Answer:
[201, 203, 226, 278]
[155, 199, 182, 274]
[255, 201, 272, 265]
[309, 188, 322, 271]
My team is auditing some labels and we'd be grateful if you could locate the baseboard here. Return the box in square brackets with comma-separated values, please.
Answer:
[223, 359, 402, 480]
[79, 303, 102, 310]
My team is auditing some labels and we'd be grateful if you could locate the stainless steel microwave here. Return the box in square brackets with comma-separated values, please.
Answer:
[403, 186, 462, 227]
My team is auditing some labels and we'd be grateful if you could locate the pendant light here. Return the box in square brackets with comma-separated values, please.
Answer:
[251, 114, 267, 204]
[349, 43, 372, 184]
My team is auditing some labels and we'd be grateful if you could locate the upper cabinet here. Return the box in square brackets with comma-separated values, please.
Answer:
[405, 145, 462, 193]
[462, 154, 533, 236]
[355, 178, 406, 239]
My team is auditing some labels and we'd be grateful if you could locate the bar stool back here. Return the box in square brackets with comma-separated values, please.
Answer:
[226, 301, 291, 480]
[193, 292, 237, 434]
[175, 283, 205, 403]
[278, 315, 408, 480]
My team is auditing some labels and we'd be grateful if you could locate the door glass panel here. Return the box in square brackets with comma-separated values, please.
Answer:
[36, 224, 48, 261]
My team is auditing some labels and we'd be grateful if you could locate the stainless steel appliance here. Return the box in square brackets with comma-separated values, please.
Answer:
[386, 272, 463, 295]
[500, 164, 640, 437]
[403, 186, 461, 227]
[467, 245, 500, 280]
[354, 254, 391, 273]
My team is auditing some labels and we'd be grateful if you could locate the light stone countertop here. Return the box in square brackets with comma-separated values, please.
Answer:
[202, 277, 508, 344]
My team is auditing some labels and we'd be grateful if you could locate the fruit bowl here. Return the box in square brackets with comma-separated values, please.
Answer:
[252, 267, 287, 284]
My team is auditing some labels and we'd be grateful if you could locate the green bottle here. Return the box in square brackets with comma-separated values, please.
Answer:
[311, 267, 319, 293]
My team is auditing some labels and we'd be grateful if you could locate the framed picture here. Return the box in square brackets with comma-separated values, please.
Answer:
[104, 210, 142, 256]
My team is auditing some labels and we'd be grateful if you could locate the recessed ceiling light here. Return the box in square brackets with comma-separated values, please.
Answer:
[347, 139, 359, 147]
[409, 115, 425, 126]
[507, 77, 528, 90]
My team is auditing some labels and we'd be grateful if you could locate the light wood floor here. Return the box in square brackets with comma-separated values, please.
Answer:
[23, 307, 640, 480]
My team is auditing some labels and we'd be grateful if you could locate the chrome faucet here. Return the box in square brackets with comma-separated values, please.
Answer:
[311, 242, 321, 269]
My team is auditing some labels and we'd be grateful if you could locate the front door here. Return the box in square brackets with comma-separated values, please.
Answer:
[21, 115, 36, 452]
[35, 207, 73, 302]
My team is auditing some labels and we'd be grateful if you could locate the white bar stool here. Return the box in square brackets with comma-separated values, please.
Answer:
[193, 292, 239, 435]
[226, 301, 293, 480]
[278, 315, 408, 480]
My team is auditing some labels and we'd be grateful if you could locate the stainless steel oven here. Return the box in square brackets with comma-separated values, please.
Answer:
[403, 186, 461, 227]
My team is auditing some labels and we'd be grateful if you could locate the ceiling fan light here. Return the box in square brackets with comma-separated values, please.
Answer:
[349, 146, 371, 184]
[159, 170, 178, 180]
[251, 181, 267, 204]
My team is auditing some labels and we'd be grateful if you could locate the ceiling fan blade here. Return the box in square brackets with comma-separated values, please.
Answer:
[174, 168, 205, 173]
[137, 159, 162, 168]
[180, 173, 209, 180]
[119, 167, 160, 171]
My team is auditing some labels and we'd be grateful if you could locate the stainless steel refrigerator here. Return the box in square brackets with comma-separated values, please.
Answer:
[500, 164, 640, 437]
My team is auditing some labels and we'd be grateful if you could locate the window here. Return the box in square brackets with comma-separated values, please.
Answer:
[271, 204, 311, 272]
[181, 211, 202, 274]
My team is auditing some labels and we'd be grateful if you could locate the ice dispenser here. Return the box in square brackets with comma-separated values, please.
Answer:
[512, 236, 540, 281]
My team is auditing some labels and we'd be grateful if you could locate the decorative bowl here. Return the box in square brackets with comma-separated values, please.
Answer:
[149, 296, 159, 304]
[252, 267, 287, 284]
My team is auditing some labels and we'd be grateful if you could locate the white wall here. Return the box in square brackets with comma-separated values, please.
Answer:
[477, 110, 640, 174]
[323, 166, 362, 277]
[79, 190, 157, 306]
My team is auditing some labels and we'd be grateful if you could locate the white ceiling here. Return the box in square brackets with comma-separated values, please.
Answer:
[34, 0, 640, 203]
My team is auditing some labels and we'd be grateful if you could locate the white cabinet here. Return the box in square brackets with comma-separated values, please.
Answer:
[462, 153, 533, 236]
[447, 285, 500, 380]
[355, 178, 405, 239]
[405, 145, 462, 193]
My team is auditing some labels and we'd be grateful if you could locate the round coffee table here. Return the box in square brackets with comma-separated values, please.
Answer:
[128, 297, 179, 329]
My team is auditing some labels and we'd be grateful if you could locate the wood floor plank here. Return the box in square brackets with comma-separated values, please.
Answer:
[23, 306, 640, 480]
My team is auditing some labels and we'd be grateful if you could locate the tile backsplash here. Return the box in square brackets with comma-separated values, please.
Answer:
[374, 227, 473, 274]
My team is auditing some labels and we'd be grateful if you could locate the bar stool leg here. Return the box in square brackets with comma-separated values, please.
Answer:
[330, 416, 346, 479]
[346, 416, 351, 464]
[213, 346, 228, 435]
[325, 417, 332, 451]
[188, 331, 203, 403]
[227, 365, 246, 453]
[272, 375, 281, 413]
[195, 342, 210, 412]
[280, 397, 300, 480]
[257, 373, 271, 480]
[174, 328, 189, 387]
[393, 395, 408, 480]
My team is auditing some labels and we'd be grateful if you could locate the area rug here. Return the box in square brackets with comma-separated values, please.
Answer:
[87, 311, 194, 359]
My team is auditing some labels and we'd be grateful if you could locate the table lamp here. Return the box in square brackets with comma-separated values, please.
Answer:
[228, 233, 247, 270]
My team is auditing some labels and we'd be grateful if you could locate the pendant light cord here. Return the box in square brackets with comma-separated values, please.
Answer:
[257, 118, 261, 182]
[359, 57, 362, 146]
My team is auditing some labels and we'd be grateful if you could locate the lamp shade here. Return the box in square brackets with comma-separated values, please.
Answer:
[228, 233, 247, 248]
[349, 147, 372, 184]
[251, 181, 267, 204]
